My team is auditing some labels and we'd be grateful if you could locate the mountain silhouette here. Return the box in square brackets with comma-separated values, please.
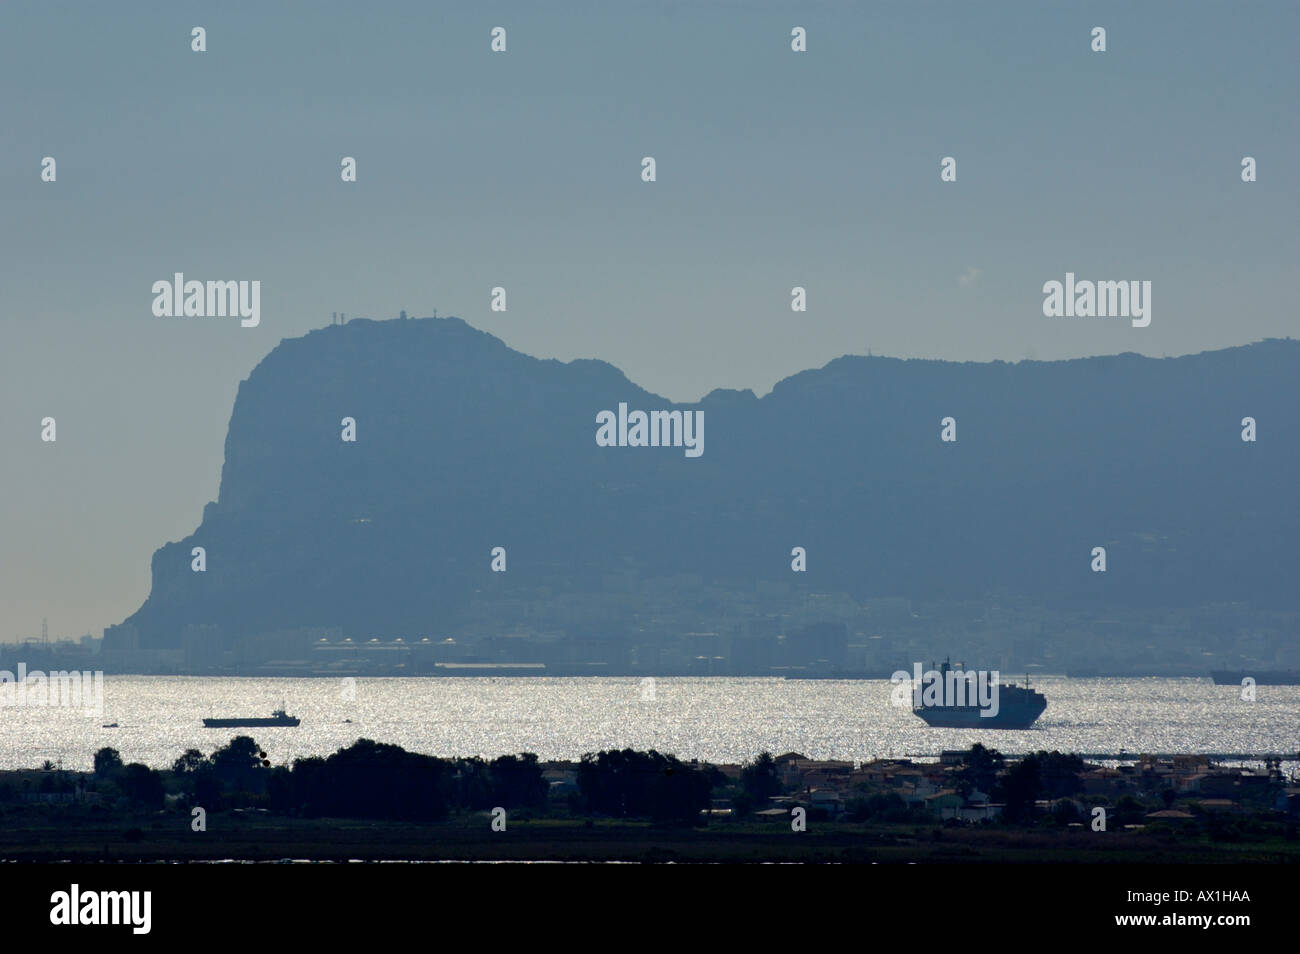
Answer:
[113, 317, 1300, 651]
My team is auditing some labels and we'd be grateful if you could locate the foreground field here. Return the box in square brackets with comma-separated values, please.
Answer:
[2, 809, 1297, 863]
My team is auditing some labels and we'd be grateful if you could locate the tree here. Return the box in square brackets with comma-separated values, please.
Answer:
[120, 763, 164, 810]
[1050, 799, 1080, 826]
[999, 755, 1041, 823]
[847, 792, 914, 823]
[731, 791, 755, 820]
[282, 755, 327, 816]
[957, 743, 1004, 798]
[211, 736, 267, 795]
[172, 749, 209, 775]
[1035, 750, 1084, 798]
[577, 749, 714, 825]
[265, 765, 293, 812]
[193, 766, 220, 810]
[1113, 794, 1148, 827]
[285, 739, 453, 820]
[741, 751, 782, 803]
[489, 753, 548, 809]
[453, 757, 493, 810]
[93, 747, 123, 779]
[647, 758, 713, 826]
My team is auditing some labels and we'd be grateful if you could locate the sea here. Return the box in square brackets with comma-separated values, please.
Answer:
[2, 675, 1296, 772]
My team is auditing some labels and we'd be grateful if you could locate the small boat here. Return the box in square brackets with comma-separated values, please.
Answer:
[101, 722, 119, 728]
[202, 706, 300, 728]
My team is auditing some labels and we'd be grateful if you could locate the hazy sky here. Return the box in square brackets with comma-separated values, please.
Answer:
[1, 1, 1296, 641]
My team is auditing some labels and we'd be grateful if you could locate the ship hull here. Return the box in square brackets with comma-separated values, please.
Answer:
[913, 701, 1046, 730]
[202, 717, 300, 727]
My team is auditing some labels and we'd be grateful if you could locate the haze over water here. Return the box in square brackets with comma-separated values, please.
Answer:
[2, 676, 1295, 772]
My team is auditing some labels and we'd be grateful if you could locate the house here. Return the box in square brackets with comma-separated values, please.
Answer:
[1198, 772, 1272, 799]
[778, 757, 854, 792]
[1145, 809, 1195, 822]
[1080, 767, 1128, 796]
[808, 788, 845, 817]
[542, 766, 578, 794]
[773, 752, 809, 788]
[925, 789, 964, 819]
[959, 790, 1002, 822]
[1193, 798, 1240, 813]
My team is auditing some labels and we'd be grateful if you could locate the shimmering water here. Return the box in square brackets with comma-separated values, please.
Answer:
[3, 676, 1296, 771]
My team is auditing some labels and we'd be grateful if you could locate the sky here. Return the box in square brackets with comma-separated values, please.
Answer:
[1, 0, 1296, 642]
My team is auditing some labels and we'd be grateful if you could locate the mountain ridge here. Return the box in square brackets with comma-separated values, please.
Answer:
[110, 317, 1300, 653]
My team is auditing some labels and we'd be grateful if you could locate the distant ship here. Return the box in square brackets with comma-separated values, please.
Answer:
[1211, 670, 1300, 686]
[912, 659, 1047, 730]
[202, 707, 300, 728]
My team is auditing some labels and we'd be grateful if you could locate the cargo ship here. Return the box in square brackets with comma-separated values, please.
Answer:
[202, 707, 300, 728]
[1211, 670, 1300, 686]
[912, 659, 1047, 729]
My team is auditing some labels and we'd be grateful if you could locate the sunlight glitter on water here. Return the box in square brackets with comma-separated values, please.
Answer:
[1, 675, 1295, 772]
